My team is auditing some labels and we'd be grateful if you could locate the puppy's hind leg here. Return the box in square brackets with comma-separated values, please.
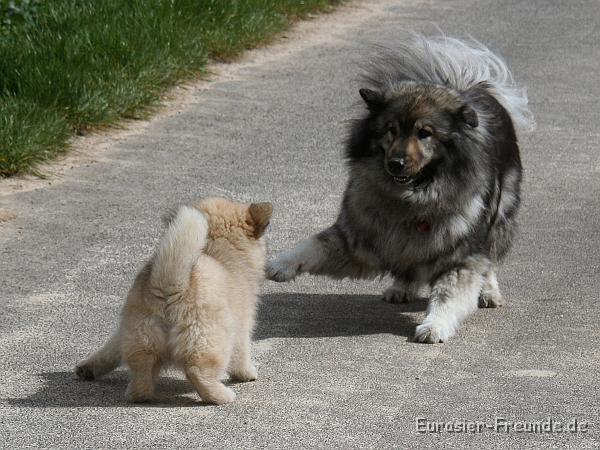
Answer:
[75, 331, 121, 381]
[267, 224, 370, 282]
[478, 270, 504, 308]
[415, 267, 484, 344]
[122, 321, 166, 402]
[125, 350, 161, 403]
[185, 354, 236, 405]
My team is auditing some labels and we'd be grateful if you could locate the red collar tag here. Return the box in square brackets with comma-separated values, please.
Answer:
[416, 220, 431, 234]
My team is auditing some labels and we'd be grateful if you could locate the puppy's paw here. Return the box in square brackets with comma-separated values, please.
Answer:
[126, 385, 155, 403]
[75, 362, 96, 381]
[382, 285, 414, 304]
[414, 321, 453, 344]
[478, 290, 504, 308]
[266, 256, 300, 282]
[203, 386, 236, 405]
[230, 365, 257, 382]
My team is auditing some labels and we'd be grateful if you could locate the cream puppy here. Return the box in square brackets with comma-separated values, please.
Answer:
[75, 197, 272, 405]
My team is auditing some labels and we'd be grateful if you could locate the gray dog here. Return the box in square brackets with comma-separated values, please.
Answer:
[267, 35, 534, 343]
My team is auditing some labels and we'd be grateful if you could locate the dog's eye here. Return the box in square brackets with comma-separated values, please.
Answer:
[417, 128, 432, 140]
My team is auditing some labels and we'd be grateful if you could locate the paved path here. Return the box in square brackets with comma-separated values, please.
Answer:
[1, 0, 599, 448]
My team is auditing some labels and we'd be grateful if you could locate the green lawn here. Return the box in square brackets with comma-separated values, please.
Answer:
[0, 0, 341, 176]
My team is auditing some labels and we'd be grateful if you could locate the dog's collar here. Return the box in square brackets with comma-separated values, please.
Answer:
[416, 220, 431, 234]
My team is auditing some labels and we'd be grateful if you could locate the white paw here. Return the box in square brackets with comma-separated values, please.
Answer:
[382, 285, 414, 304]
[230, 365, 257, 382]
[244, 365, 258, 381]
[266, 256, 300, 282]
[478, 290, 504, 308]
[209, 386, 236, 405]
[414, 321, 454, 344]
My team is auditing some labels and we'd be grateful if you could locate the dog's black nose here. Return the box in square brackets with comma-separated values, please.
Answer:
[387, 157, 405, 176]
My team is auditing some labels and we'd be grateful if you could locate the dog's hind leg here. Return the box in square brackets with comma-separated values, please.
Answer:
[382, 278, 423, 304]
[478, 269, 504, 308]
[267, 225, 374, 282]
[75, 330, 122, 381]
[415, 266, 484, 344]
[383, 268, 430, 304]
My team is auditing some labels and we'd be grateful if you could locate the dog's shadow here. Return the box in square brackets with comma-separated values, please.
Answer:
[6, 293, 425, 408]
[255, 293, 425, 340]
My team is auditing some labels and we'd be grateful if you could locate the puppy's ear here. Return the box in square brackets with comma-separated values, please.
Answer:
[459, 104, 478, 128]
[247, 202, 273, 238]
[161, 207, 178, 227]
[359, 88, 385, 111]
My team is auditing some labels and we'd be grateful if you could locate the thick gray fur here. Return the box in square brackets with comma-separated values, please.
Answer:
[268, 35, 533, 343]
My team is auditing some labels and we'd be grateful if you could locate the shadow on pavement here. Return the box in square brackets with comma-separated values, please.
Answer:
[4, 371, 212, 408]
[256, 293, 425, 340]
[7, 294, 423, 408]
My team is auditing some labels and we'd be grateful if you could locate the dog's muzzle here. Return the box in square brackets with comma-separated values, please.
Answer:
[385, 157, 412, 185]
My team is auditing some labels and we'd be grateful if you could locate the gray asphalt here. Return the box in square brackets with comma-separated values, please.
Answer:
[1, 0, 599, 448]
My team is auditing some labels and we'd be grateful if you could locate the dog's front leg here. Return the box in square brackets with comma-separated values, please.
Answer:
[414, 267, 484, 343]
[267, 225, 371, 282]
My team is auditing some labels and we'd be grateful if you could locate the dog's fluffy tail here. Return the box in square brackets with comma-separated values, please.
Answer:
[150, 206, 208, 300]
[363, 34, 535, 133]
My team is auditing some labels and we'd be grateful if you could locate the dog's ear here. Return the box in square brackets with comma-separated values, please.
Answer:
[458, 104, 478, 128]
[359, 88, 385, 111]
[247, 202, 273, 238]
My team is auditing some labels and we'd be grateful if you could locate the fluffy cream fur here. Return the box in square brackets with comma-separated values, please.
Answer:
[75, 197, 272, 405]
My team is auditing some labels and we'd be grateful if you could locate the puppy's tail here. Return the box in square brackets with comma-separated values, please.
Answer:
[363, 34, 535, 133]
[150, 206, 208, 300]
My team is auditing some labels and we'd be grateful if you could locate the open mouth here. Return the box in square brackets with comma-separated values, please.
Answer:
[393, 175, 411, 185]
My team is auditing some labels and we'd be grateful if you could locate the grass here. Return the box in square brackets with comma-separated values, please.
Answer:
[0, 0, 341, 177]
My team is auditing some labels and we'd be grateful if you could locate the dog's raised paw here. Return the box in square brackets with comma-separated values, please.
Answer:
[478, 291, 504, 308]
[266, 259, 299, 282]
